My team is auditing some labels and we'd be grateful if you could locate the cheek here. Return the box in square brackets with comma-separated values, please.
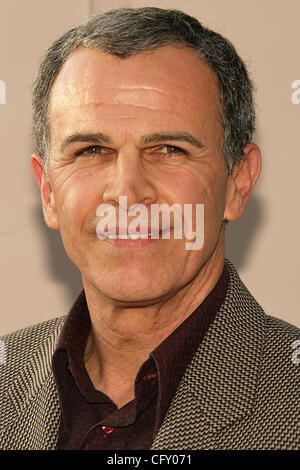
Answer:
[201, 178, 227, 229]
[170, 167, 227, 241]
[169, 165, 226, 208]
[51, 169, 104, 233]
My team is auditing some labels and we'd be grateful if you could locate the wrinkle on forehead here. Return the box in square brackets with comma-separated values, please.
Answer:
[49, 45, 219, 107]
[50, 80, 205, 116]
[48, 46, 222, 147]
[50, 91, 197, 119]
[50, 83, 208, 130]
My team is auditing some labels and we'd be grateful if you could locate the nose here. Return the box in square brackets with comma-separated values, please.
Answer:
[102, 146, 157, 208]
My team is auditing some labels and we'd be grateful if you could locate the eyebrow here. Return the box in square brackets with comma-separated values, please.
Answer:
[60, 133, 112, 153]
[60, 131, 204, 153]
[141, 132, 204, 149]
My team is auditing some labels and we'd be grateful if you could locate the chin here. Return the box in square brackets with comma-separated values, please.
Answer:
[93, 276, 171, 305]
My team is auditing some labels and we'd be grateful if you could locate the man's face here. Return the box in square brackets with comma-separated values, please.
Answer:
[43, 45, 232, 304]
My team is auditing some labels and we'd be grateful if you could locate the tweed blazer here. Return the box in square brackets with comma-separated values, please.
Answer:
[0, 261, 299, 450]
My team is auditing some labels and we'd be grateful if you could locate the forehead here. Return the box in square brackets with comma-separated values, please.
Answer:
[48, 45, 221, 141]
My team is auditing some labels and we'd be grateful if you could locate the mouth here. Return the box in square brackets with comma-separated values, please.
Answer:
[97, 225, 170, 238]
[107, 232, 159, 240]
[96, 227, 171, 248]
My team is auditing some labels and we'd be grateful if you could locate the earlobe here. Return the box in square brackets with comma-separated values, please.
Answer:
[224, 143, 261, 221]
[30, 153, 59, 230]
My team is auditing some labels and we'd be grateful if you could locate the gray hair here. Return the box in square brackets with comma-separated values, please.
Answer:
[32, 7, 255, 173]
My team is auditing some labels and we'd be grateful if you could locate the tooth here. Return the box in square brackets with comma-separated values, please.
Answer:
[107, 233, 152, 240]
[128, 234, 140, 240]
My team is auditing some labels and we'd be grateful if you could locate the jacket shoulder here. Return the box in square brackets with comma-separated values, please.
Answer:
[0, 316, 66, 391]
[265, 314, 300, 337]
[262, 313, 300, 377]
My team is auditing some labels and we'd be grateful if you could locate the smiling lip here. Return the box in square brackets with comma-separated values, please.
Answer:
[97, 227, 171, 248]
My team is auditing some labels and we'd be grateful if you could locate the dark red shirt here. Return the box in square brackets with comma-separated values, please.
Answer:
[52, 264, 229, 450]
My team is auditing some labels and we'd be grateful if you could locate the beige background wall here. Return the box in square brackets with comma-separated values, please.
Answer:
[1, 0, 299, 334]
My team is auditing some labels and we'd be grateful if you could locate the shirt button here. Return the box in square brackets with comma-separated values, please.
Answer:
[142, 373, 158, 382]
[102, 425, 115, 437]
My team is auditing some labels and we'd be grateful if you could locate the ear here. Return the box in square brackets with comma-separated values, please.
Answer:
[224, 143, 261, 221]
[31, 153, 59, 229]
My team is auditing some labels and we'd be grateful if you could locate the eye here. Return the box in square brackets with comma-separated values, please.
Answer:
[74, 145, 110, 158]
[144, 144, 188, 166]
[158, 145, 188, 157]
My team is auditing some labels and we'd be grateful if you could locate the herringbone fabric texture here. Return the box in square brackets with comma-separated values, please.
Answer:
[0, 261, 299, 449]
[0, 316, 65, 449]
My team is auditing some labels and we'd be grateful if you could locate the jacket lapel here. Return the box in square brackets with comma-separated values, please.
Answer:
[152, 261, 266, 449]
[3, 321, 63, 449]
